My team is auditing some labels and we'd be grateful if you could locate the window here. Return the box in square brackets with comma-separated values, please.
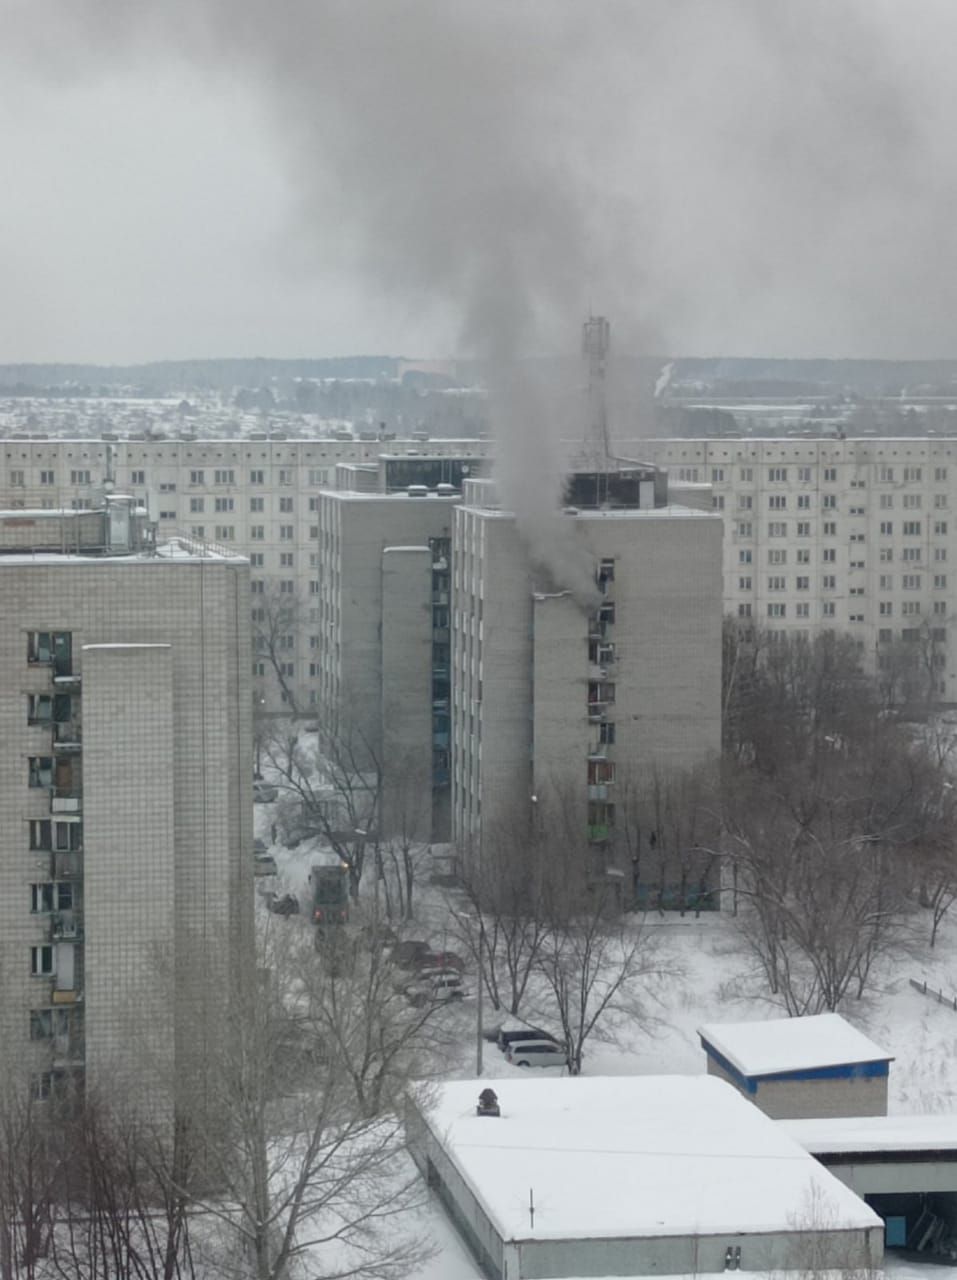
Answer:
[190, 497, 204, 513]
[936, 547, 948, 562]
[768, 521, 787, 537]
[159, 509, 176, 521]
[279, 497, 294, 513]
[767, 603, 786, 618]
[880, 547, 893, 562]
[250, 469, 265, 485]
[797, 466, 812, 483]
[796, 602, 810, 618]
[849, 614, 864, 623]
[158, 482, 176, 493]
[738, 576, 752, 590]
[935, 574, 947, 589]
[796, 576, 809, 590]
[903, 521, 922, 536]
[279, 552, 294, 568]
[879, 465, 895, 482]
[737, 521, 753, 537]
[823, 601, 835, 617]
[308, 496, 320, 512]
[904, 494, 922, 509]
[849, 586, 864, 596]
[796, 521, 810, 537]
[279, 580, 295, 595]
[769, 467, 787, 482]
[903, 601, 921, 616]
[251, 579, 264, 595]
[280, 525, 294, 541]
[879, 574, 893, 590]
[737, 495, 754, 512]
[677, 467, 699, 482]
[738, 550, 752, 565]
[849, 506, 865, 516]
[250, 497, 264, 513]
[903, 547, 922, 562]
[250, 552, 264, 567]
[190, 525, 205, 539]
[768, 495, 787, 510]
[250, 526, 265, 541]
[903, 573, 922, 590]
[310, 634, 320, 650]
[822, 521, 837, 536]
[190, 469, 205, 485]
[70, 469, 91, 485]
[904, 466, 922, 482]
[214, 497, 234, 513]
[822, 575, 836, 590]
[797, 494, 810, 510]
[822, 494, 836, 510]
[214, 468, 235, 485]
[310, 525, 319, 540]
[879, 494, 893, 510]
[796, 549, 810, 564]
[712, 495, 725, 511]
[822, 548, 836, 563]
[30, 1010, 53, 1041]
[767, 576, 786, 591]
[934, 601, 947, 616]
[30, 883, 54, 914]
[28, 758, 53, 788]
[768, 549, 787, 565]
[824, 467, 837, 482]
[39, 470, 54, 486]
[879, 602, 893, 616]
[850, 478, 866, 489]
[935, 520, 948, 535]
[131, 469, 145, 485]
[309, 468, 328, 486]
[252, 661, 265, 677]
[711, 467, 725, 483]
[599, 722, 616, 745]
[880, 521, 893, 535]
[739, 467, 754, 482]
[276, 467, 292, 486]
[214, 526, 235, 541]
[850, 559, 865, 570]
[737, 603, 752, 618]
[587, 680, 615, 704]
[935, 466, 948, 482]
[31, 946, 54, 977]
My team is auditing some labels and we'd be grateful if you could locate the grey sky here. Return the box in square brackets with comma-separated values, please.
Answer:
[3, 0, 957, 365]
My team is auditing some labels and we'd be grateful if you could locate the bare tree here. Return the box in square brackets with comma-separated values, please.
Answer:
[0, 1065, 65, 1280]
[378, 760, 433, 922]
[251, 584, 304, 716]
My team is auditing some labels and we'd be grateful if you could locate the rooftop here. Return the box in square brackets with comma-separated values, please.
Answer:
[782, 1114, 957, 1155]
[417, 1075, 878, 1243]
[698, 1014, 892, 1079]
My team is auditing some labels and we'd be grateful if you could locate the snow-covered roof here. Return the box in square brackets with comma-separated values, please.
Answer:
[782, 1114, 957, 1155]
[698, 1014, 892, 1078]
[419, 1076, 879, 1242]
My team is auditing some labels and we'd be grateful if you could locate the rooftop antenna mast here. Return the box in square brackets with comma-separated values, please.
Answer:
[582, 314, 611, 501]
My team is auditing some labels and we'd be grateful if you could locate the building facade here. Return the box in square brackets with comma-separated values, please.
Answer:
[451, 466, 723, 887]
[639, 437, 957, 698]
[0, 436, 492, 716]
[0, 500, 253, 1111]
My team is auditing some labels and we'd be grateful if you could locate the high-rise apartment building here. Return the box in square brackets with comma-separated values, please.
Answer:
[0, 498, 253, 1110]
[452, 464, 723, 888]
[0, 436, 491, 714]
[640, 437, 957, 698]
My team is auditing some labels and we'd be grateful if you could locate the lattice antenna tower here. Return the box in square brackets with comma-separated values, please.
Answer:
[582, 315, 611, 469]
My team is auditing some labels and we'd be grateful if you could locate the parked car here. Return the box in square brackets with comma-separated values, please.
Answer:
[392, 940, 433, 970]
[497, 1026, 559, 1054]
[254, 853, 279, 877]
[254, 837, 268, 855]
[405, 972, 467, 1006]
[506, 1039, 569, 1069]
[267, 892, 300, 916]
[253, 781, 278, 804]
[414, 949, 465, 973]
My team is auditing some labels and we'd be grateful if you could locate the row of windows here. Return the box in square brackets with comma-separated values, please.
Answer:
[687, 464, 945, 484]
[183, 496, 315, 513]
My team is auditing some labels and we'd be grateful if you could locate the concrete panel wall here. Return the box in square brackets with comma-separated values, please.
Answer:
[706, 1058, 888, 1119]
[83, 644, 176, 1103]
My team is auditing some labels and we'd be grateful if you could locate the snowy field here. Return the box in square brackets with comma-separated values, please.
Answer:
[253, 796, 957, 1279]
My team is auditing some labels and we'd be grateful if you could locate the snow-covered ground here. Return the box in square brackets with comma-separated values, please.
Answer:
[252, 791, 957, 1278]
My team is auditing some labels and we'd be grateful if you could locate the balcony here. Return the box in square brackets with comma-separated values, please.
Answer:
[587, 823, 610, 843]
[587, 703, 607, 722]
[52, 672, 81, 693]
[52, 1034, 85, 1066]
[52, 722, 82, 753]
[53, 852, 82, 879]
[50, 912, 83, 942]
[51, 789, 81, 815]
[587, 784, 609, 801]
[50, 988, 80, 1006]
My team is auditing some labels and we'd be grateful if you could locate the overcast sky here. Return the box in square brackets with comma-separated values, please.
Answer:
[3, 0, 957, 365]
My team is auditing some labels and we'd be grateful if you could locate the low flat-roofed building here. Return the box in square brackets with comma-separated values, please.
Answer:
[407, 1075, 883, 1280]
[699, 1013, 893, 1120]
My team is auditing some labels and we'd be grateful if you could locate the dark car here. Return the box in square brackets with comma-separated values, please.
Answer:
[391, 940, 433, 970]
[497, 1026, 559, 1054]
[267, 892, 300, 916]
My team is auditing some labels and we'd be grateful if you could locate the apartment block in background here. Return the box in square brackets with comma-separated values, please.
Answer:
[0, 497, 253, 1112]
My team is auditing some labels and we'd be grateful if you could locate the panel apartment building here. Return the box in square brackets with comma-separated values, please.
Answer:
[639, 437, 957, 699]
[0, 434, 492, 715]
[452, 463, 723, 888]
[0, 498, 253, 1112]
